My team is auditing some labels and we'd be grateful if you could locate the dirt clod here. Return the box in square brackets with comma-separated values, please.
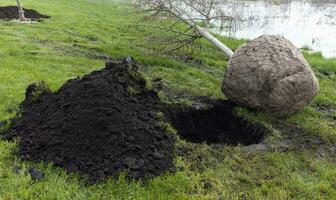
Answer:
[0, 6, 49, 20]
[13, 165, 22, 174]
[21, 81, 52, 110]
[7, 61, 175, 182]
[0, 121, 6, 128]
[28, 167, 45, 181]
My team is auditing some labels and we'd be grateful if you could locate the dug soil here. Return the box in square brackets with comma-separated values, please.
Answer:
[3, 60, 270, 182]
[7, 61, 175, 182]
[0, 6, 49, 20]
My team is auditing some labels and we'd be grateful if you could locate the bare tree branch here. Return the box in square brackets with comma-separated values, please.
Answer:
[133, 0, 235, 57]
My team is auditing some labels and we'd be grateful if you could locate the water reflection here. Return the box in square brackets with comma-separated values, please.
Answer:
[216, 0, 336, 58]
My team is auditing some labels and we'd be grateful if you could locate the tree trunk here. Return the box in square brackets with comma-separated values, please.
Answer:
[195, 26, 234, 58]
[16, 0, 26, 21]
[166, 9, 234, 58]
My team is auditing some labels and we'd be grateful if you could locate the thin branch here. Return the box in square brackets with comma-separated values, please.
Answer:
[133, 0, 235, 57]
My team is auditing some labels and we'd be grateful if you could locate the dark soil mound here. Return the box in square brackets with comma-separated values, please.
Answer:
[166, 100, 269, 145]
[8, 61, 175, 182]
[0, 6, 49, 20]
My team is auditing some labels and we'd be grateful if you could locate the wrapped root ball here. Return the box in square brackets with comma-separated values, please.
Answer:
[222, 35, 319, 117]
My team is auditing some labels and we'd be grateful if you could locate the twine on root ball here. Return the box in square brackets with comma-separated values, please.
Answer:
[222, 35, 319, 117]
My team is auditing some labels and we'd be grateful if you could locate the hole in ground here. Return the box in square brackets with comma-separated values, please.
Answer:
[165, 100, 269, 146]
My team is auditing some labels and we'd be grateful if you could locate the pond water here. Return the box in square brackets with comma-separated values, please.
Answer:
[215, 0, 336, 58]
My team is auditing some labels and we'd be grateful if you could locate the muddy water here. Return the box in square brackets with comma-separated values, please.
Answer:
[215, 0, 336, 58]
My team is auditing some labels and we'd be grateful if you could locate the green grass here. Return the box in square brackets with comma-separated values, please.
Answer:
[0, 0, 336, 199]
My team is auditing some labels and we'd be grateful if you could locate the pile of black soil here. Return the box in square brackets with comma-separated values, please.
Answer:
[0, 6, 49, 20]
[6, 61, 175, 182]
[165, 100, 269, 146]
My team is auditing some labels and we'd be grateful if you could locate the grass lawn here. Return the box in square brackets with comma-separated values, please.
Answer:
[0, 0, 335, 199]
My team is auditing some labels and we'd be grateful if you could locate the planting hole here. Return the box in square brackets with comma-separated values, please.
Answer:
[166, 100, 269, 146]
